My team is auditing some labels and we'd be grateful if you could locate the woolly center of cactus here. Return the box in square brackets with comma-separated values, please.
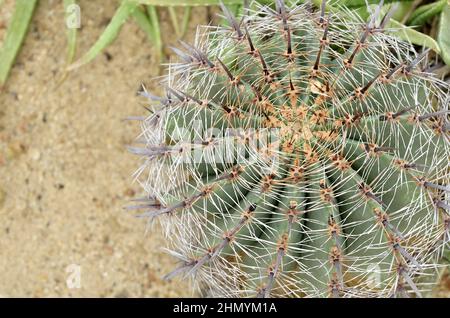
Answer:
[261, 85, 335, 157]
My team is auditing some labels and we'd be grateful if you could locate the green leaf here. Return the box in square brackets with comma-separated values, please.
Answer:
[146, 6, 162, 60]
[438, 2, 450, 65]
[333, 0, 414, 8]
[132, 5, 163, 63]
[389, 19, 442, 54]
[310, 0, 441, 53]
[168, 7, 181, 37]
[180, 6, 192, 38]
[167, 6, 191, 39]
[132, 6, 155, 42]
[131, 0, 243, 6]
[408, 0, 446, 26]
[64, 0, 78, 65]
[0, 0, 38, 86]
[67, 0, 138, 70]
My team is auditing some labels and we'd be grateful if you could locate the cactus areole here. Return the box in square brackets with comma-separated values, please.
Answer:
[130, 0, 450, 298]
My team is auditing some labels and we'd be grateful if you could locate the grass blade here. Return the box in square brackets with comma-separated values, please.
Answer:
[67, 0, 138, 71]
[168, 5, 192, 39]
[408, 0, 446, 26]
[438, 2, 450, 65]
[132, 5, 162, 61]
[336, 0, 414, 8]
[168, 7, 181, 37]
[64, 0, 78, 64]
[389, 19, 442, 54]
[180, 7, 191, 38]
[311, 0, 442, 54]
[132, 6, 155, 42]
[146, 6, 162, 60]
[0, 0, 38, 86]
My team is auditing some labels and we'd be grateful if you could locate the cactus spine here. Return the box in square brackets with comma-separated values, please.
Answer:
[130, 0, 450, 297]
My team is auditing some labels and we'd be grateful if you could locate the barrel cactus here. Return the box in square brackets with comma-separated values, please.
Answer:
[129, 0, 450, 298]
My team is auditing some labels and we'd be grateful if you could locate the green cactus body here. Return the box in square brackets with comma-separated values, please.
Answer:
[131, 1, 450, 297]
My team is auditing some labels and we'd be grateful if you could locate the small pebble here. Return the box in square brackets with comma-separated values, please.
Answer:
[30, 148, 41, 161]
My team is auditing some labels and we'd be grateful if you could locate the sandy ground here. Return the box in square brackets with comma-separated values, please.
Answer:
[0, 0, 448, 298]
[0, 0, 212, 297]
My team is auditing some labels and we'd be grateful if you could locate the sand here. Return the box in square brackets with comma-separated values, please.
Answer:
[0, 0, 448, 298]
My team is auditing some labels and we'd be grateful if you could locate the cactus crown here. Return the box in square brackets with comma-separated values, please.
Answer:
[130, 0, 450, 298]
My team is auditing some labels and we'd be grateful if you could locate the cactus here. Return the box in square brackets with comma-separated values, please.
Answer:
[129, 0, 450, 298]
